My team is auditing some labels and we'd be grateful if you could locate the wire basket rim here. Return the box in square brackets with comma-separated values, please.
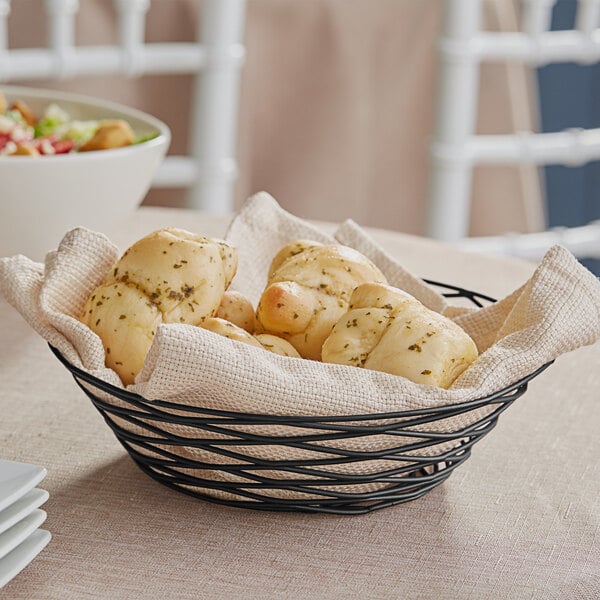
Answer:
[49, 345, 552, 422]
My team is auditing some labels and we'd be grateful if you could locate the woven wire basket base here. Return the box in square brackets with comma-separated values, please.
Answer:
[51, 280, 551, 515]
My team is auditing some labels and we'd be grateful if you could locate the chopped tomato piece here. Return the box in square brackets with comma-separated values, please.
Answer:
[52, 139, 75, 154]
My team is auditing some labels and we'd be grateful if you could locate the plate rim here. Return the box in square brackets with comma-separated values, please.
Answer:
[0, 528, 51, 589]
[0, 489, 49, 536]
[0, 461, 47, 513]
[0, 509, 47, 561]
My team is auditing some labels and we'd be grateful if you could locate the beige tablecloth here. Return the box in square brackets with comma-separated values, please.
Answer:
[1, 207, 599, 599]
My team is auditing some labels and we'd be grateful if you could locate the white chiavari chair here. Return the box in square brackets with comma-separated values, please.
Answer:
[427, 0, 600, 260]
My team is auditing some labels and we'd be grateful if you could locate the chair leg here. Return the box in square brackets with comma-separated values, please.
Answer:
[187, 0, 247, 214]
[426, 0, 482, 241]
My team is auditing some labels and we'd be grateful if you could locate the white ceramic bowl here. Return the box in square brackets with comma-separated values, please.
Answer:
[0, 85, 170, 261]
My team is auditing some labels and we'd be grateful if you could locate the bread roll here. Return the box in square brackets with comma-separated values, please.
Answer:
[256, 241, 387, 360]
[107, 228, 236, 325]
[81, 282, 161, 383]
[81, 228, 237, 384]
[201, 318, 300, 357]
[254, 334, 301, 357]
[267, 239, 324, 279]
[201, 317, 263, 348]
[216, 290, 256, 333]
[321, 282, 478, 388]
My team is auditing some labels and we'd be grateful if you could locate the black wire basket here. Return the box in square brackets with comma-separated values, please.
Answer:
[50, 280, 551, 515]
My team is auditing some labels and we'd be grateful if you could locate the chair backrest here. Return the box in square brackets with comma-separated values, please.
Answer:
[427, 0, 600, 259]
[0, 0, 246, 214]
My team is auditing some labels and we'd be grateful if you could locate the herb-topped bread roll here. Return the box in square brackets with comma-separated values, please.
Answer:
[216, 290, 256, 333]
[321, 282, 478, 388]
[80, 228, 237, 384]
[201, 318, 301, 357]
[256, 240, 387, 360]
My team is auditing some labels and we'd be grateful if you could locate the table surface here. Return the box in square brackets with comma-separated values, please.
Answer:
[1, 207, 599, 599]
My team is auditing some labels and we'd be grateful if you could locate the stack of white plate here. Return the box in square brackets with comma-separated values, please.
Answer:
[0, 460, 51, 589]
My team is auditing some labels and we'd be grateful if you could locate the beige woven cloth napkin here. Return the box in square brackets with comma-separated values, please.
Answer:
[2, 192, 600, 500]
